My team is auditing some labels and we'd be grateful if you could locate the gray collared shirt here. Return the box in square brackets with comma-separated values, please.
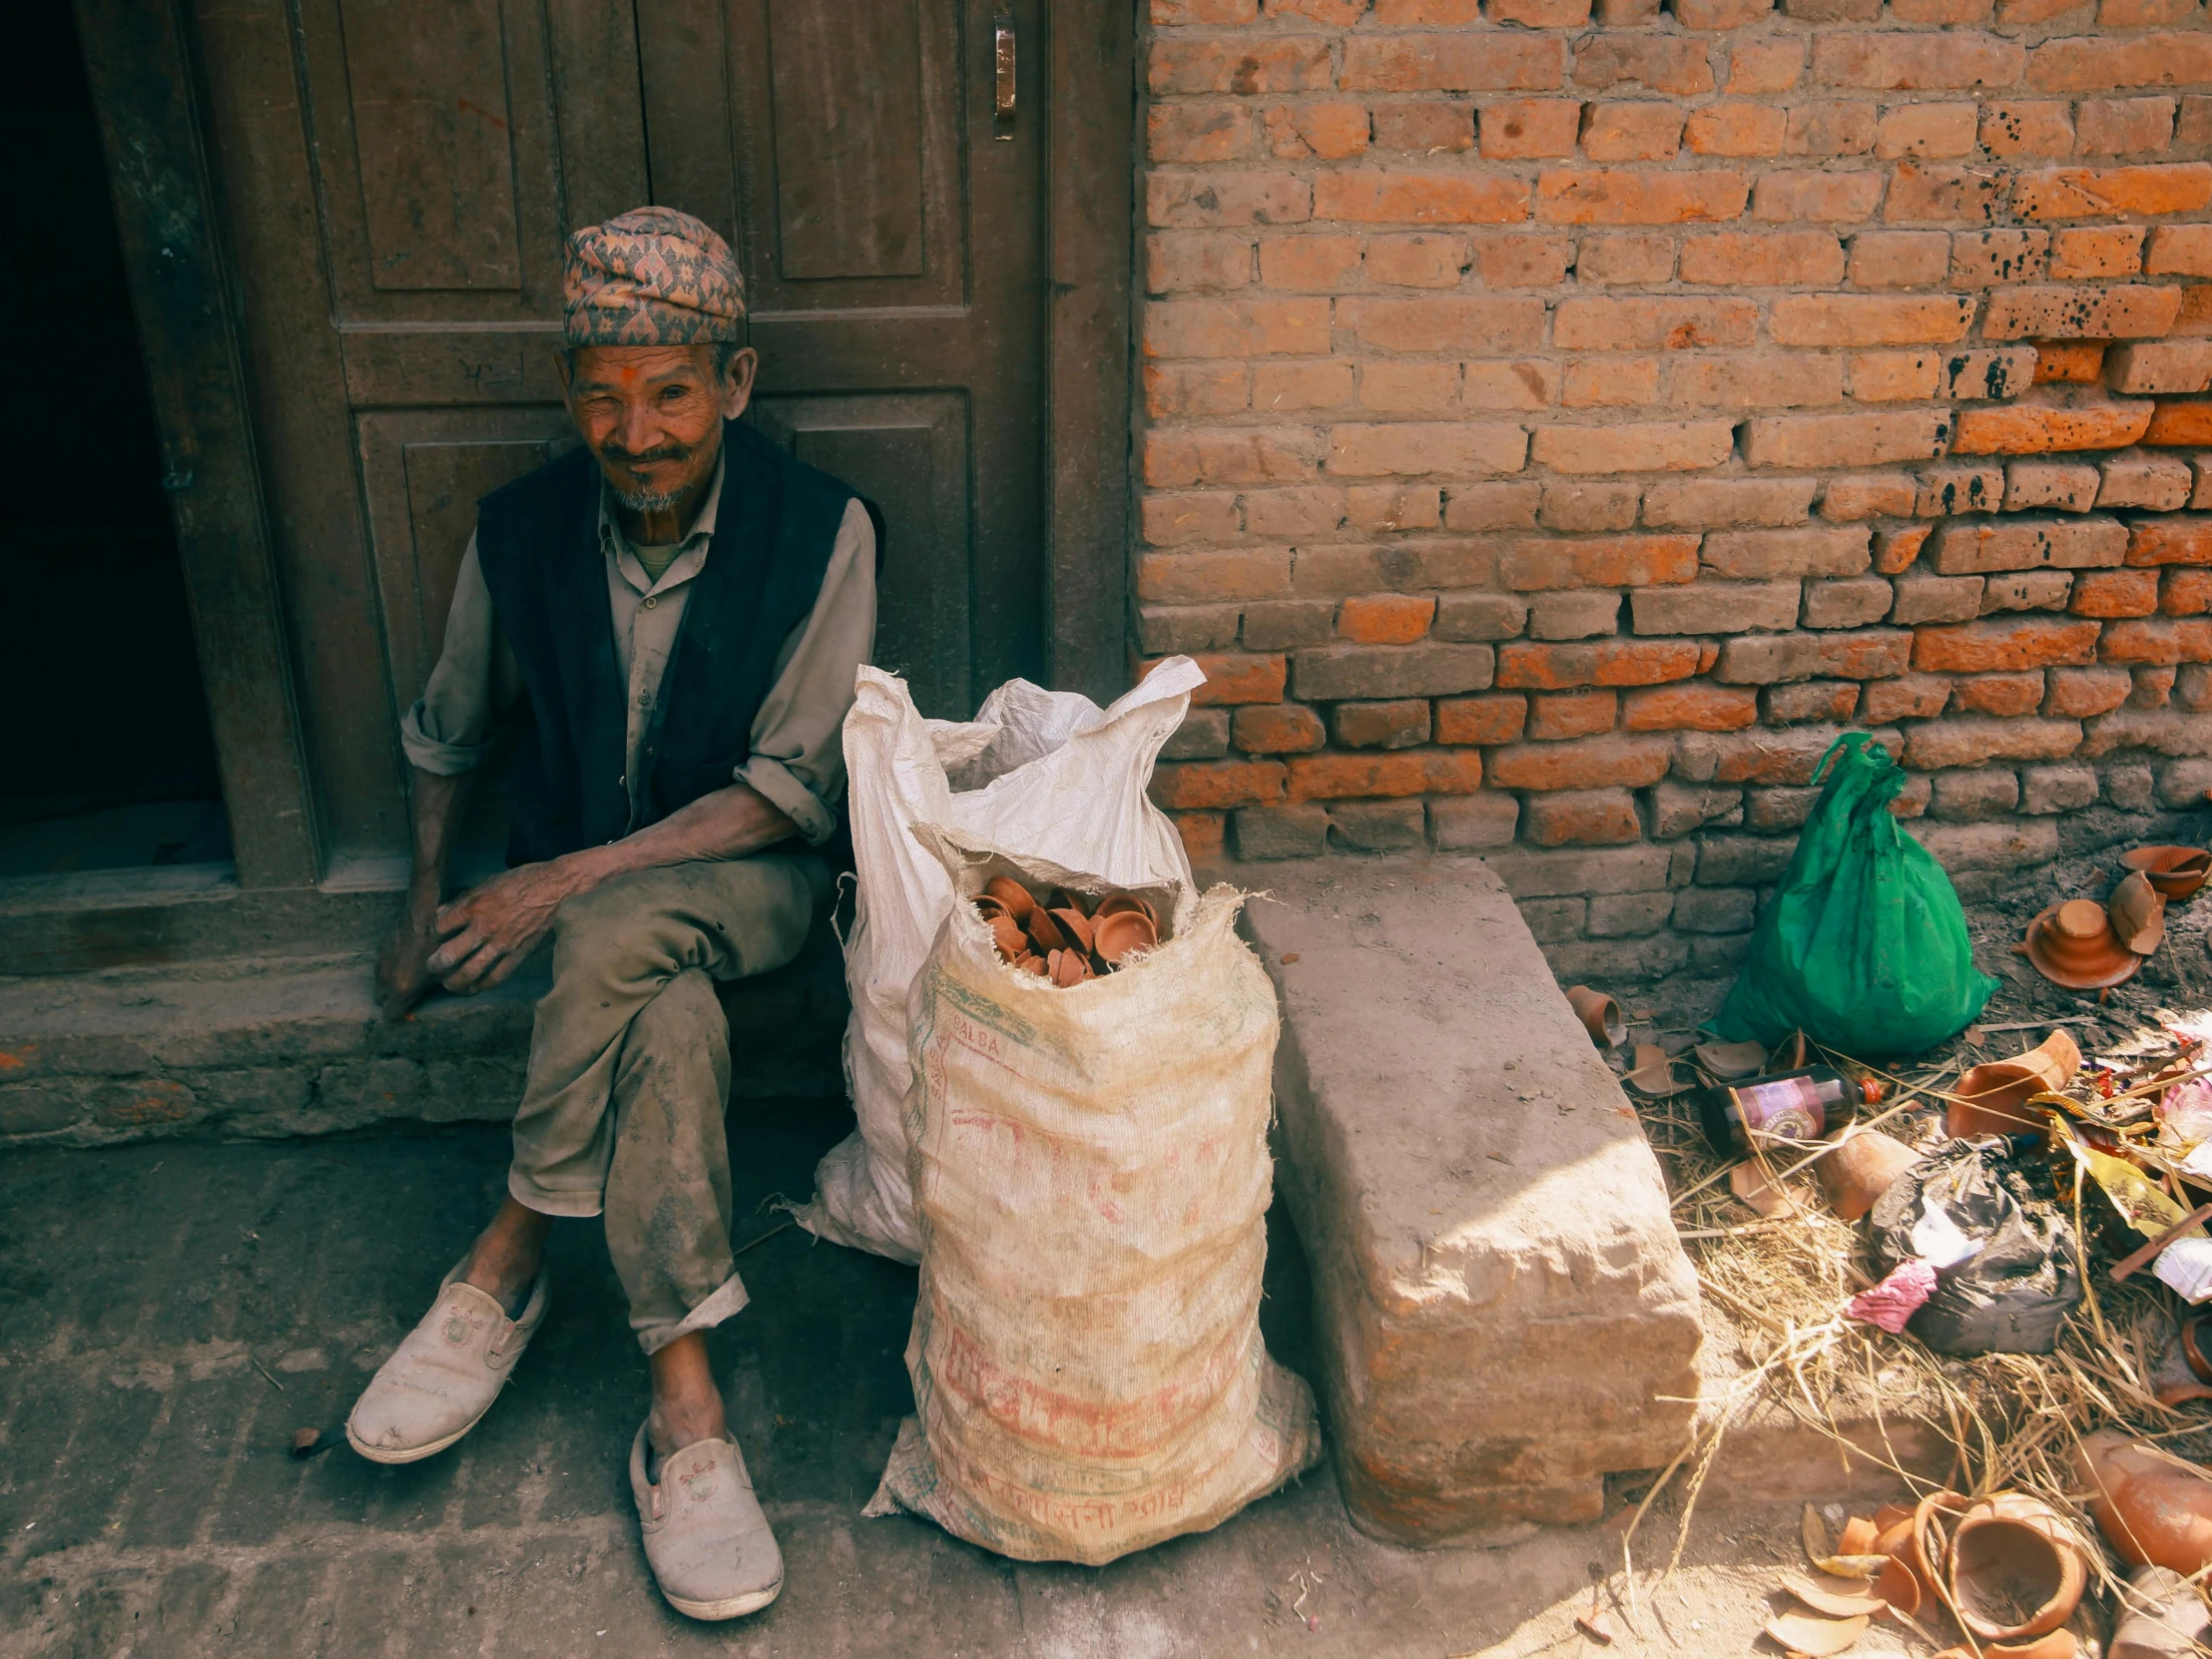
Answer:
[399, 450, 876, 844]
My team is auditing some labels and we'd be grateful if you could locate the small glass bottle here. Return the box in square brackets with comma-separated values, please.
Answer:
[1698, 1066, 1883, 1156]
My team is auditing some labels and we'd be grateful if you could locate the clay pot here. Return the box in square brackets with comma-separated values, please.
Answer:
[1092, 908, 1158, 965]
[1948, 1029, 2082, 1139]
[1094, 892, 1158, 927]
[1875, 1555, 1923, 1619]
[988, 913, 1029, 961]
[2123, 845, 2212, 902]
[2024, 898, 2142, 990]
[2074, 1426, 2212, 1575]
[2183, 1314, 2212, 1385]
[1048, 947, 1093, 988]
[972, 894, 1007, 922]
[1817, 1127, 1922, 1222]
[1015, 951, 1048, 977]
[1045, 887, 1092, 918]
[1048, 906, 1095, 955]
[1896, 1490, 1972, 1612]
[983, 876, 1036, 922]
[1026, 907, 1069, 953]
[2110, 868, 2168, 955]
[1565, 985, 1627, 1048]
[1947, 1492, 2087, 1644]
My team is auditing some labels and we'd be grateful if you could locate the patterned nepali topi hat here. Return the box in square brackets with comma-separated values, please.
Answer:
[562, 207, 745, 346]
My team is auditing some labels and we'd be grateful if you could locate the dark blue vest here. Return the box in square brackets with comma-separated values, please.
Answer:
[474, 419, 855, 866]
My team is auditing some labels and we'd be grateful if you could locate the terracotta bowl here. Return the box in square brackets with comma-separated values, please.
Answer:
[1048, 947, 1092, 988]
[2076, 1428, 2212, 1576]
[983, 876, 1036, 922]
[1045, 887, 1092, 918]
[1049, 906, 1095, 955]
[1093, 893, 1159, 929]
[1817, 1127, 1920, 1222]
[1026, 908, 1069, 953]
[988, 913, 1029, 962]
[1948, 1030, 2081, 1138]
[1092, 908, 1158, 965]
[1948, 1493, 2087, 1644]
[2024, 898, 2141, 991]
[972, 894, 1007, 922]
[2123, 845, 2212, 902]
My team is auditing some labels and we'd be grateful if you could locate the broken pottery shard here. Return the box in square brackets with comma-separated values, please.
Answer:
[1781, 1573, 1888, 1618]
[2108, 869, 2166, 956]
[1697, 1039, 1770, 1079]
[1732, 1160, 1789, 1217]
[1764, 1611, 1869, 1656]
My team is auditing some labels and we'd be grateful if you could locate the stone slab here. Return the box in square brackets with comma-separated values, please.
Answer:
[1241, 855, 1705, 1544]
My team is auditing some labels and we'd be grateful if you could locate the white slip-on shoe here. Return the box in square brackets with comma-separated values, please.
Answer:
[345, 1262, 549, 1464]
[630, 1422, 785, 1620]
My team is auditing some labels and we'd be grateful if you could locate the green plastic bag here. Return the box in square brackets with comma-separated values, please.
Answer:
[1712, 732, 1996, 1056]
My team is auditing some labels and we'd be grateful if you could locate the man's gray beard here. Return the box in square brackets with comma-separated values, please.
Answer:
[614, 484, 685, 514]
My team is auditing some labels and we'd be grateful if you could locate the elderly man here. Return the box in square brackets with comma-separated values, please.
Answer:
[347, 208, 874, 1622]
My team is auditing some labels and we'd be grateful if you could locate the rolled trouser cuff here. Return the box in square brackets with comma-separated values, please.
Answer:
[507, 1167, 606, 1220]
[635, 1270, 750, 1356]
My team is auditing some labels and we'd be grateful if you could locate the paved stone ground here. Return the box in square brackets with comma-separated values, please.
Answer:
[0, 1103, 1836, 1658]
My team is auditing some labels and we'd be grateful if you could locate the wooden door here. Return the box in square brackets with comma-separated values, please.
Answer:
[179, 0, 1064, 872]
[641, 0, 1047, 719]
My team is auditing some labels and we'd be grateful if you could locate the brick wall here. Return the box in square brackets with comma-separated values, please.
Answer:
[1135, 0, 2212, 981]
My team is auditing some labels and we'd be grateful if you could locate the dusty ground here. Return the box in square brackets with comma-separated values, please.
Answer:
[1, 1108, 1956, 1659]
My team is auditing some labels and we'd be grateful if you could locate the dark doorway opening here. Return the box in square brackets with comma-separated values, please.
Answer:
[0, 4, 229, 878]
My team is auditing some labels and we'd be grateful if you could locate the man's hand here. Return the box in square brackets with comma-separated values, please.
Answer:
[428, 859, 588, 994]
[374, 893, 444, 1020]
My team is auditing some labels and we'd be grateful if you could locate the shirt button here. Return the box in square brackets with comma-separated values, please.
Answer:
[643, 596, 657, 610]
[617, 775, 626, 787]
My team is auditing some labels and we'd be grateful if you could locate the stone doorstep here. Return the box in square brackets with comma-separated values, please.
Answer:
[0, 924, 847, 1145]
[1241, 854, 1709, 1546]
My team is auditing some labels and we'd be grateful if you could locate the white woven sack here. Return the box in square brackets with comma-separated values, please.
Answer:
[865, 834, 1322, 1564]
[796, 660, 1204, 1263]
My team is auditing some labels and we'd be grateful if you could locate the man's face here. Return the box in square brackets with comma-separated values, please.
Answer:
[560, 344, 758, 513]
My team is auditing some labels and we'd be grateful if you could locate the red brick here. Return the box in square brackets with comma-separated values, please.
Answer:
[1472, 234, 1576, 288]
[1495, 638, 1703, 687]
[1570, 35, 1716, 96]
[2034, 344, 2105, 385]
[1332, 699, 1433, 749]
[2049, 228, 2148, 281]
[1434, 693, 1528, 744]
[1152, 0, 1258, 20]
[1950, 399, 2156, 456]
[1174, 812, 1226, 862]
[1490, 0, 1594, 23]
[1979, 100, 2074, 159]
[1669, 354, 1845, 410]
[1497, 533, 1702, 590]
[1530, 420, 1736, 473]
[2043, 666, 2134, 717]
[1258, 235, 1362, 290]
[1138, 549, 1294, 603]
[1337, 294, 1547, 352]
[2014, 166, 2212, 223]
[1372, 102, 1474, 156]
[1144, 426, 1319, 488]
[1484, 733, 1675, 788]
[1252, 361, 1358, 411]
[1361, 234, 1466, 288]
[1148, 37, 1334, 96]
[1752, 170, 1886, 223]
[2077, 96, 2179, 158]
[1231, 703, 1327, 753]
[2070, 568, 2162, 618]
[2146, 226, 2212, 278]
[1341, 34, 1570, 93]
[1245, 487, 1350, 537]
[1950, 230, 2051, 286]
[1743, 410, 1948, 468]
[1885, 165, 2007, 225]
[1326, 422, 1530, 478]
[1534, 169, 1749, 225]
[1684, 100, 1789, 158]
[1863, 675, 1952, 720]
[1875, 524, 1935, 573]
[2102, 618, 2212, 666]
[2145, 405, 2212, 448]
[1149, 103, 1254, 165]
[2165, 570, 2212, 616]
[2025, 34, 2212, 94]
[1730, 39, 1805, 95]
[1770, 292, 1974, 345]
[1372, 0, 1482, 15]
[1461, 360, 1560, 410]
[1554, 296, 1757, 349]
[1911, 617, 2101, 672]
[1811, 31, 2024, 90]
[1580, 102, 1685, 162]
[1522, 789, 1643, 845]
[1150, 760, 1288, 809]
[1145, 363, 1249, 417]
[1527, 689, 1619, 739]
[1620, 681, 1760, 730]
[1314, 172, 1532, 227]
[1953, 670, 2046, 715]
[1476, 99, 1584, 160]
[1848, 350, 1941, 401]
[1177, 653, 1291, 706]
[2128, 519, 2212, 567]
[1902, 717, 2082, 769]
[1338, 594, 1436, 644]
[1783, 101, 1877, 159]
[1275, 104, 1373, 162]
[1144, 297, 1330, 358]
[1359, 361, 1457, 413]
[1147, 173, 1313, 230]
[1875, 103, 1977, 161]
[1678, 232, 1844, 286]
[1560, 357, 1659, 408]
[1283, 750, 1484, 800]
[1141, 491, 1242, 546]
[1146, 232, 1252, 294]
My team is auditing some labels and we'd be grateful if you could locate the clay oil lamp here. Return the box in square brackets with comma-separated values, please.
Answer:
[1094, 893, 1158, 929]
[983, 876, 1036, 923]
[987, 912, 1030, 963]
[1026, 907, 1070, 953]
[1048, 906, 1095, 956]
[2122, 845, 2212, 902]
[1092, 907, 1158, 966]
[1564, 985, 1627, 1048]
[2022, 898, 2141, 992]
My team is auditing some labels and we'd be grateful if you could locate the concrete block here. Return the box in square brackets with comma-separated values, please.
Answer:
[1234, 805, 1331, 860]
[1428, 793, 1520, 850]
[1329, 801, 1427, 851]
[1248, 861, 1701, 1540]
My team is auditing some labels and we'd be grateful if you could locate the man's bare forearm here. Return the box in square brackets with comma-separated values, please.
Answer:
[405, 768, 473, 907]
[555, 784, 797, 897]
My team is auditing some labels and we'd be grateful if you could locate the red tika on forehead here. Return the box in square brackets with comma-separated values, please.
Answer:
[563, 207, 746, 347]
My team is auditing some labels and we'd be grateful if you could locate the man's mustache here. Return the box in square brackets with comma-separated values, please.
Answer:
[600, 441, 693, 469]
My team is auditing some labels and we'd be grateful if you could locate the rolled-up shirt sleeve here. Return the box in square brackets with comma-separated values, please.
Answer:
[736, 498, 877, 843]
[399, 534, 522, 776]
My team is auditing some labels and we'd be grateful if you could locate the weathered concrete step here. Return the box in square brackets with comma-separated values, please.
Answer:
[0, 924, 846, 1145]
[1241, 855, 1706, 1545]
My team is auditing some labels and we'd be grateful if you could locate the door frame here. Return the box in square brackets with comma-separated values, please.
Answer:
[70, 0, 1133, 911]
